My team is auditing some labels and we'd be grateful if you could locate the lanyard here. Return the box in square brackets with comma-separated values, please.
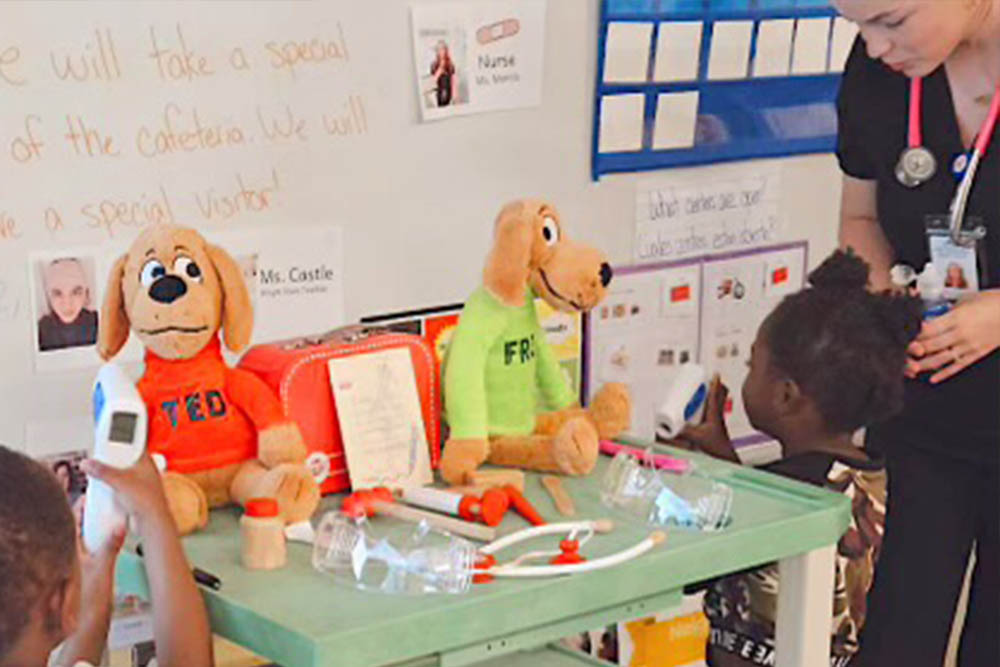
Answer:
[947, 84, 1000, 244]
[905, 78, 1000, 244]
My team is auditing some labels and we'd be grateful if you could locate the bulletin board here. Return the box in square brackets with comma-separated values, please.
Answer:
[591, 0, 858, 178]
[584, 241, 807, 446]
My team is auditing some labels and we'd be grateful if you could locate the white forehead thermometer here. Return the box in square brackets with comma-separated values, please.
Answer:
[655, 363, 708, 440]
[82, 363, 147, 553]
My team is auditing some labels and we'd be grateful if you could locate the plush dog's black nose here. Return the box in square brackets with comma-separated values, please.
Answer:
[599, 263, 613, 288]
[149, 275, 187, 304]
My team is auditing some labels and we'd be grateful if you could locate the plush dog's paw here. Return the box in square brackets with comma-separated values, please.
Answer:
[550, 417, 599, 476]
[253, 463, 321, 523]
[439, 438, 491, 485]
[162, 472, 209, 535]
[587, 382, 631, 440]
[257, 422, 308, 468]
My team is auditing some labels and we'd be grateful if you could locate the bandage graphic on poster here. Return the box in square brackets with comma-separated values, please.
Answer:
[587, 243, 806, 446]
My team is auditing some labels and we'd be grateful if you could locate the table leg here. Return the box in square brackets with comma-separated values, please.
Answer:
[775, 545, 836, 667]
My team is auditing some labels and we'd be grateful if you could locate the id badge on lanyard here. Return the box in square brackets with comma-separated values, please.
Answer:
[924, 214, 986, 301]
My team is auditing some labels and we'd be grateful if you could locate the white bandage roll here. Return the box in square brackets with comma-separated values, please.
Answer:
[654, 363, 708, 440]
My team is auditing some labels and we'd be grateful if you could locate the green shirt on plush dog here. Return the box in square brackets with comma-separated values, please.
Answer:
[440, 199, 631, 485]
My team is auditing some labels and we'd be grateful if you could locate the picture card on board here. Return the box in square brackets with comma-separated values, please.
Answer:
[411, 0, 546, 121]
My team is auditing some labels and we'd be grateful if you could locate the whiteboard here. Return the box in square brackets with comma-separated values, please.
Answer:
[0, 1, 841, 455]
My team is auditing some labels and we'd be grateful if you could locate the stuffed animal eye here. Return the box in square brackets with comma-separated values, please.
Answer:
[173, 256, 203, 283]
[541, 216, 560, 246]
[140, 259, 166, 287]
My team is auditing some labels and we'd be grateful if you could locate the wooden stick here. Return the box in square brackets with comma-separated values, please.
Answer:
[372, 500, 497, 542]
[469, 469, 525, 492]
[541, 476, 575, 517]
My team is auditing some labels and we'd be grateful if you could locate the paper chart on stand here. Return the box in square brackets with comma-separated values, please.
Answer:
[327, 347, 434, 490]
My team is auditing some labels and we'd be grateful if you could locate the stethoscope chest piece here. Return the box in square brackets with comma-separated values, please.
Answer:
[895, 145, 937, 188]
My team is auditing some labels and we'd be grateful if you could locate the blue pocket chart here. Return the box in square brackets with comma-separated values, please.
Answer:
[592, 0, 858, 179]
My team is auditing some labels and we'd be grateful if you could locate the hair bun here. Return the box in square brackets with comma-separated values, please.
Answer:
[807, 249, 869, 291]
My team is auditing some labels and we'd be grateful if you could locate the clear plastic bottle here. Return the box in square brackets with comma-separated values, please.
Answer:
[917, 262, 950, 319]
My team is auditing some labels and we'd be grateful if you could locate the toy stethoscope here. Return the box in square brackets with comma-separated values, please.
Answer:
[896, 77, 1000, 245]
[474, 519, 665, 581]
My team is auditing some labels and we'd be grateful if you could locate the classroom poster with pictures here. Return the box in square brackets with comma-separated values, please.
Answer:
[410, 0, 546, 122]
[590, 266, 701, 441]
[586, 243, 806, 447]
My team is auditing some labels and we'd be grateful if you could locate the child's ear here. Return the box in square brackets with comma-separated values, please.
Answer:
[776, 378, 805, 416]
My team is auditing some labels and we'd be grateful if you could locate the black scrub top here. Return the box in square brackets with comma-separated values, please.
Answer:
[837, 38, 999, 463]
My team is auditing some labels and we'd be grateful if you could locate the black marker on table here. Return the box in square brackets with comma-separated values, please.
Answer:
[135, 544, 222, 591]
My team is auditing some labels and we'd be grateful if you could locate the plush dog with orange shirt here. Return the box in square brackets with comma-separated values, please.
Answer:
[99, 224, 319, 535]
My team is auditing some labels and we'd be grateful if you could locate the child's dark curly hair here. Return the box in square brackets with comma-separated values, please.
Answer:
[0, 446, 76, 659]
[763, 250, 923, 434]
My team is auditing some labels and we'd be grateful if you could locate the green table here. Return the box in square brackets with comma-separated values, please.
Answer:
[116, 446, 849, 667]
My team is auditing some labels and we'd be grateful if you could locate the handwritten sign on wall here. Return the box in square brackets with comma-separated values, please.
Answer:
[1, 5, 369, 247]
[632, 168, 784, 263]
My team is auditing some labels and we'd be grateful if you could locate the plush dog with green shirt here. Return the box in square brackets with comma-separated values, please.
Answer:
[440, 199, 630, 485]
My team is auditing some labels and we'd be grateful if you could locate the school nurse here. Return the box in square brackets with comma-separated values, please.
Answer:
[833, 1, 999, 665]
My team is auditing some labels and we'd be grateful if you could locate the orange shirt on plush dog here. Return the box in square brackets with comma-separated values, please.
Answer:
[99, 224, 319, 535]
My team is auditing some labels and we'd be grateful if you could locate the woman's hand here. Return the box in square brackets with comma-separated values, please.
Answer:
[673, 375, 739, 463]
[906, 290, 1000, 383]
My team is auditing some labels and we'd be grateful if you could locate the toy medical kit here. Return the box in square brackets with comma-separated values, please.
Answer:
[239, 325, 441, 494]
[400, 486, 509, 527]
[503, 484, 546, 525]
[601, 452, 732, 531]
[241, 497, 287, 570]
[541, 475, 575, 516]
[83, 363, 148, 553]
[342, 487, 496, 542]
[312, 512, 664, 595]
[654, 363, 708, 440]
[599, 441, 691, 474]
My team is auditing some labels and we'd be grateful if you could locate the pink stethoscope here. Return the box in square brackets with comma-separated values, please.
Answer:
[896, 78, 1000, 245]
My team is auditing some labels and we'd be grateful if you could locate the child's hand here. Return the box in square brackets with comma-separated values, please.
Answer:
[675, 375, 739, 463]
[58, 524, 126, 666]
[78, 523, 126, 614]
[80, 455, 173, 538]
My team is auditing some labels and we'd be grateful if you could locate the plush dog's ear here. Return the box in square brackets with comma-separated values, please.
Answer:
[483, 201, 534, 307]
[98, 254, 130, 361]
[206, 244, 253, 353]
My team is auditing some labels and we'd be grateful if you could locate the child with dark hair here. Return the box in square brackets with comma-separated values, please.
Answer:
[0, 446, 212, 667]
[674, 250, 923, 667]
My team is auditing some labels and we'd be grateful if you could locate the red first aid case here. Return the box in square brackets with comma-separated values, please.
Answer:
[238, 326, 441, 494]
